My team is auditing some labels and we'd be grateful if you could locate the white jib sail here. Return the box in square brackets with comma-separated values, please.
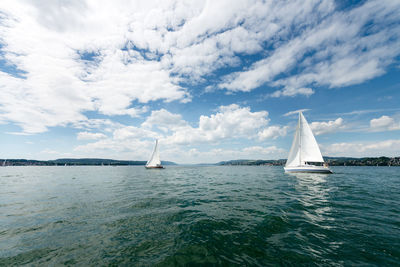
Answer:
[286, 112, 324, 167]
[146, 140, 161, 167]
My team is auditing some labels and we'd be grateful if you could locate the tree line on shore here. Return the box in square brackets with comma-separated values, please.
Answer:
[0, 158, 176, 166]
[218, 157, 400, 166]
[1, 156, 399, 166]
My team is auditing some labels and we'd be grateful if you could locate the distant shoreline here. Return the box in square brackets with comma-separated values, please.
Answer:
[0, 158, 176, 167]
[1, 157, 400, 166]
[217, 157, 400, 166]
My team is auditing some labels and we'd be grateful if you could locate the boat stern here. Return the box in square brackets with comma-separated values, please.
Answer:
[284, 166, 333, 174]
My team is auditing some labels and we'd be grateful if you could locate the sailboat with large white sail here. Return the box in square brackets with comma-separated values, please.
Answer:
[145, 139, 164, 169]
[284, 112, 332, 173]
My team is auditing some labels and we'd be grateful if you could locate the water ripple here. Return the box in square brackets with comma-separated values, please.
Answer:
[0, 166, 399, 265]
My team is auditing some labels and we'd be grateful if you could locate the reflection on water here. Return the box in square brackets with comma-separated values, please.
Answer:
[288, 172, 331, 208]
[291, 173, 331, 210]
[287, 172, 339, 259]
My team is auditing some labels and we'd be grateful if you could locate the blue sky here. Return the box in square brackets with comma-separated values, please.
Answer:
[0, 0, 399, 163]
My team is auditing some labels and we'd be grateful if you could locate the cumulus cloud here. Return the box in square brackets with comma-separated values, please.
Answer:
[74, 138, 155, 161]
[322, 139, 400, 157]
[0, 0, 191, 133]
[73, 104, 287, 162]
[258, 126, 288, 140]
[165, 104, 269, 145]
[141, 109, 188, 132]
[72, 119, 121, 133]
[310, 118, 345, 135]
[113, 126, 159, 140]
[76, 104, 274, 151]
[370, 115, 400, 131]
[77, 131, 107, 140]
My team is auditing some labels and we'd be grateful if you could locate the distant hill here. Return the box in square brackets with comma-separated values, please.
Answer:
[0, 158, 177, 166]
[217, 159, 286, 166]
[324, 156, 400, 166]
[218, 157, 400, 166]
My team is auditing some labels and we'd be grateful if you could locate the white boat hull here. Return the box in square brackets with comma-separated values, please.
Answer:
[145, 165, 164, 169]
[284, 165, 332, 174]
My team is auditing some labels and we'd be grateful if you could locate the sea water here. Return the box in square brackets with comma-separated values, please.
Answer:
[0, 166, 399, 265]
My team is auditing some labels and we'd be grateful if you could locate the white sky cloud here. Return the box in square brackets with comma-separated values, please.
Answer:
[322, 139, 400, 157]
[0, 0, 398, 161]
[74, 104, 288, 162]
[0, 0, 399, 134]
[269, 87, 314, 98]
[141, 109, 188, 132]
[77, 131, 107, 140]
[165, 104, 270, 145]
[310, 118, 345, 135]
[113, 126, 159, 141]
[218, 0, 400, 96]
[72, 119, 120, 132]
[370, 115, 400, 132]
[258, 126, 288, 140]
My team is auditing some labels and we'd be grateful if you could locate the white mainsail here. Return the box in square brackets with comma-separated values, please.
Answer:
[146, 139, 161, 167]
[285, 112, 324, 167]
[286, 117, 301, 167]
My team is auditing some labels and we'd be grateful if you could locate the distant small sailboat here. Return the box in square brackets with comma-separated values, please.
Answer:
[145, 139, 164, 169]
[2, 159, 6, 167]
[284, 112, 332, 174]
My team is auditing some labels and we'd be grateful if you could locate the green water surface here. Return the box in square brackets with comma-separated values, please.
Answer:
[0, 166, 399, 266]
